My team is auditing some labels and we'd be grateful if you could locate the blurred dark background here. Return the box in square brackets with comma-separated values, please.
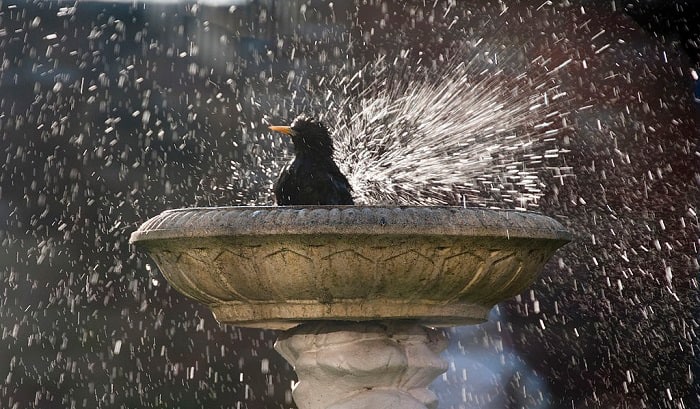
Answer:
[626, 0, 700, 64]
[0, 1, 697, 408]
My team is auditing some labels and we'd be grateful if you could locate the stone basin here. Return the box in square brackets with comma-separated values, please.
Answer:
[129, 206, 571, 330]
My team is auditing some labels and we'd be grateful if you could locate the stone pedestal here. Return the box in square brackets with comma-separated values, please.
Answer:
[275, 321, 448, 409]
[130, 206, 570, 409]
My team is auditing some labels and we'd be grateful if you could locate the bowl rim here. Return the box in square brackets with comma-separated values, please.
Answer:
[129, 206, 572, 244]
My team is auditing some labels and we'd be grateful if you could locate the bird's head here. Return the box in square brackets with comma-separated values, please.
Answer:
[269, 114, 334, 157]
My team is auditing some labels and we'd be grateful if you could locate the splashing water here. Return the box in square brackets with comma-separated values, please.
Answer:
[229, 46, 573, 209]
[331, 51, 572, 207]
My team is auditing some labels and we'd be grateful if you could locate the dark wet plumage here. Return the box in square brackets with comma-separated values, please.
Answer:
[269, 114, 354, 205]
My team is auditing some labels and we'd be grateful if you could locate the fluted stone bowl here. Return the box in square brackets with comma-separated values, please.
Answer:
[130, 206, 570, 329]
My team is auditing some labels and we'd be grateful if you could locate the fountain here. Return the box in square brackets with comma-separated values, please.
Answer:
[130, 205, 570, 409]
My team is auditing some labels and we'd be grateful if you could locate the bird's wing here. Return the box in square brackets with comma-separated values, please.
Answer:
[330, 168, 352, 191]
[326, 163, 354, 204]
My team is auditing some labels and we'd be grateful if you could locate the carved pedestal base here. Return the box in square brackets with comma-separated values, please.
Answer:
[275, 321, 448, 409]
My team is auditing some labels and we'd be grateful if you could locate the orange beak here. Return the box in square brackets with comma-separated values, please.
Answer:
[268, 125, 294, 136]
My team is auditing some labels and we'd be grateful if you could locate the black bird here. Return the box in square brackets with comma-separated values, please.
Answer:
[269, 114, 354, 205]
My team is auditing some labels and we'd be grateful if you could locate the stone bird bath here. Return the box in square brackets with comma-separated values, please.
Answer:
[130, 206, 570, 409]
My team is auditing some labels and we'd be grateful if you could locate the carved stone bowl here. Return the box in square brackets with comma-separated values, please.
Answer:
[129, 206, 570, 329]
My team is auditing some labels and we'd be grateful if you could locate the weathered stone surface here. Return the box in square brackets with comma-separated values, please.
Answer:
[130, 206, 570, 329]
[274, 321, 448, 409]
